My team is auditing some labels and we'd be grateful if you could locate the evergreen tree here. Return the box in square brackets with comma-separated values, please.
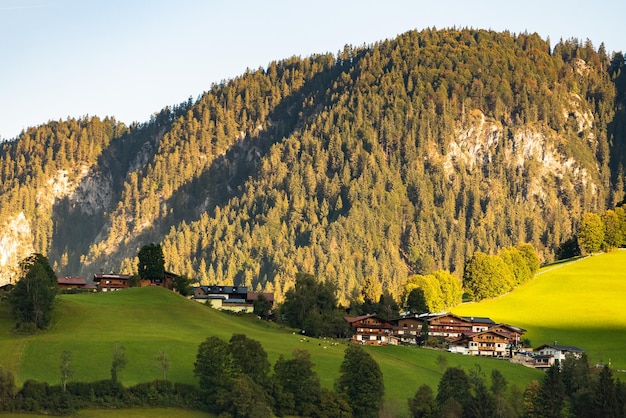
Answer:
[539, 362, 566, 418]
[594, 365, 617, 418]
[137, 243, 165, 281]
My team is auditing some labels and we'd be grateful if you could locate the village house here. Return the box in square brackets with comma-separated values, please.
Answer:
[192, 285, 274, 313]
[448, 330, 511, 357]
[428, 313, 495, 339]
[391, 315, 426, 345]
[489, 323, 527, 347]
[533, 344, 585, 368]
[138, 271, 178, 290]
[92, 273, 131, 291]
[56, 276, 89, 290]
[345, 314, 399, 346]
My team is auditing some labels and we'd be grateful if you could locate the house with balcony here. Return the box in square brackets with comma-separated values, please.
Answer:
[533, 344, 585, 368]
[448, 330, 510, 357]
[93, 273, 131, 291]
[345, 314, 399, 346]
[428, 313, 495, 339]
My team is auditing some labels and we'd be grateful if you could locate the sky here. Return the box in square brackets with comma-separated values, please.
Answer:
[1, 0, 624, 141]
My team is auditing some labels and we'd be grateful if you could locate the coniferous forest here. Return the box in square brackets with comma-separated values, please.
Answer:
[1, 28, 625, 303]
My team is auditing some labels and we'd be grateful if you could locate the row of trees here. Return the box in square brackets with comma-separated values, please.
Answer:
[276, 245, 539, 331]
[577, 203, 626, 254]
[462, 243, 540, 301]
[410, 355, 626, 418]
[192, 334, 383, 418]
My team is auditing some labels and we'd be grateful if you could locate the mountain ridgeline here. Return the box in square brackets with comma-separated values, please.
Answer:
[1, 28, 625, 303]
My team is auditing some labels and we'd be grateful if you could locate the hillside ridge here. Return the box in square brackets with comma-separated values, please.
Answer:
[0, 28, 625, 303]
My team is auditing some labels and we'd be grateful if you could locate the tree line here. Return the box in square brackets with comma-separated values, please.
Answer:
[0, 334, 384, 418]
[409, 355, 626, 418]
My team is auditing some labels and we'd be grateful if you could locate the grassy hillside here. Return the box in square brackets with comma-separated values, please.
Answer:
[453, 250, 626, 370]
[0, 286, 542, 415]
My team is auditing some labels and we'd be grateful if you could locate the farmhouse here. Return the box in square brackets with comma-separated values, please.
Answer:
[448, 330, 510, 357]
[138, 271, 178, 290]
[192, 285, 275, 313]
[345, 314, 399, 346]
[428, 313, 495, 339]
[56, 276, 89, 289]
[92, 273, 131, 291]
[533, 344, 585, 368]
[392, 315, 426, 344]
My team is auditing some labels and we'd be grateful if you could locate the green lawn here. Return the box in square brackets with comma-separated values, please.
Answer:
[0, 285, 543, 416]
[453, 250, 626, 370]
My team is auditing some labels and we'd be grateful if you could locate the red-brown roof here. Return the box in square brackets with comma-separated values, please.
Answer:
[57, 276, 87, 286]
[246, 292, 275, 302]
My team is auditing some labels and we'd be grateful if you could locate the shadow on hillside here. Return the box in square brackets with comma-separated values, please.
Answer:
[67, 56, 352, 276]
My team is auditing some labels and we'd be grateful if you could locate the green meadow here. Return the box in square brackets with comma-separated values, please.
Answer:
[453, 250, 626, 371]
[3, 252, 623, 414]
[0, 285, 542, 416]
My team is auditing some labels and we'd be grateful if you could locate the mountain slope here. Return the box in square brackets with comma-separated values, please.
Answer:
[0, 28, 625, 302]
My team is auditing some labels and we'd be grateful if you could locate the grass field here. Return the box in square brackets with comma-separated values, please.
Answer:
[453, 250, 626, 371]
[3, 251, 623, 415]
[0, 285, 543, 416]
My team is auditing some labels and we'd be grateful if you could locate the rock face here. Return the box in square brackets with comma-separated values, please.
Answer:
[0, 164, 113, 284]
[0, 212, 33, 285]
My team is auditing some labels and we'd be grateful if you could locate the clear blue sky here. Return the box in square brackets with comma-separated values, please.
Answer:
[1, 0, 624, 141]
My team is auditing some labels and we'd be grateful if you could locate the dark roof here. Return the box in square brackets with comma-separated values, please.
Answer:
[536, 344, 585, 353]
[93, 273, 131, 282]
[246, 292, 275, 302]
[463, 316, 496, 324]
[194, 285, 248, 295]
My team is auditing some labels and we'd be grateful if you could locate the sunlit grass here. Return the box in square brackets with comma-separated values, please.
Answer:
[0, 285, 543, 416]
[453, 250, 626, 369]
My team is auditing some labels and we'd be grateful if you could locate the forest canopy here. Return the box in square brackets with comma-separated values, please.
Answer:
[0, 28, 624, 303]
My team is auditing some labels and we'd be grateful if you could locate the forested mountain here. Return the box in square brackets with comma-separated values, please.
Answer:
[1, 28, 625, 303]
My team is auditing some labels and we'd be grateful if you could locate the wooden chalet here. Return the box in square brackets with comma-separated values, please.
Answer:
[93, 273, 131, 291]
[533, 344, 585, 368]
[391, 315, 425, 345]
[449, 330, 510, 357]
[345, 314, 399, 346]
[428, 313, 495, 339]
[138, 271, 177, 290]
[57, 276, 87, 289]
[489, 323, 527, 347]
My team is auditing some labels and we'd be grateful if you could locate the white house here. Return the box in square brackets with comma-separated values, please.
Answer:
[534, 344, 585, 368]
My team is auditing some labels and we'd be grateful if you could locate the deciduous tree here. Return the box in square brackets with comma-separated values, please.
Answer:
[110, 343, 128, 382]
[336, 344, 384, 418]
[578, 213, 605, 254]
[9, 253, 58, 330]
[60, 350, 72, 392]
[194, 336, 232, 390]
